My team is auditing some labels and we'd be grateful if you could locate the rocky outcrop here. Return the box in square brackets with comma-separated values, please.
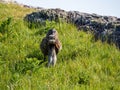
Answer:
[24, 8, 120, 48]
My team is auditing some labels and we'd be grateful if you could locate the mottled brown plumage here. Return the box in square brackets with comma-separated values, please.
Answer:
[40, 29, 62, 66]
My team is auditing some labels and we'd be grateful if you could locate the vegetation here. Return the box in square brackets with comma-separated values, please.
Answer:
[0, 3, 120, 90]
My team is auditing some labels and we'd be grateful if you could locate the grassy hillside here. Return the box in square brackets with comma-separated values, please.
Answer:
[0, 3, 120, 90]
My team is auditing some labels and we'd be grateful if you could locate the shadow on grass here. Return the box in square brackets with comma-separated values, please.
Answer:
[8, 50, 47, 77]
[26, 50, 47, 66]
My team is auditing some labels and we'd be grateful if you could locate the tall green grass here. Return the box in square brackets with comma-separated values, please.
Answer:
[0, 3, 120, 90]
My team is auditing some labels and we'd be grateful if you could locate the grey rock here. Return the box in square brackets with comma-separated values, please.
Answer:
[24, 8, 120, 48]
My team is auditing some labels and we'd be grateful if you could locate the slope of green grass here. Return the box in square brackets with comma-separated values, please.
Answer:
[0, 2, 34, 20]
[0, 3, 120, 90]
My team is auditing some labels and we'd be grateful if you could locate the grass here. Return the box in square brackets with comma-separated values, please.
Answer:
[0, 3, 120, 90]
